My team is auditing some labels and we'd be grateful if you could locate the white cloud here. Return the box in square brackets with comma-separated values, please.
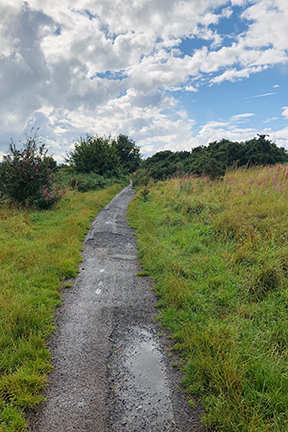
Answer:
[245, 92, 277, 99]
[241, 0, 288, 52]
[268, 127, 288, 150]
[192, 122, 257, 149]
[230, 113, 255, 122]
[0, 151, 7, 161]
[185, 85, 198, 92]
[263, 117, 278, 123]
[210, 66, 264, 84]
[282, 107, 288, 119]
[0, 0, 288, 160]
[190, 111, 274, 150]
[221, 7, 233, 19]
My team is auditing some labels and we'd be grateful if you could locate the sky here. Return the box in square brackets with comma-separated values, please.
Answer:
[0, 0, 288, 162]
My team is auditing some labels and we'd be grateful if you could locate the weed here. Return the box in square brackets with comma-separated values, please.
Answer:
[188, 399, 196, 409]
[137, 271, 150, 277]
[140, 188, 150, 202]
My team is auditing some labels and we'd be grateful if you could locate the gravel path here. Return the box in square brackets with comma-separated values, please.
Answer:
[28, 184, 203, 432]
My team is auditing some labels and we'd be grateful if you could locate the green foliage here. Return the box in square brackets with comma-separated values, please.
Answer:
[144, 150, 190, 180]
[0, 184, 123, 431]
[66, 134, 141, 176]
[137, 271, 150, 277]
[140, 188, 150, 201]
[111, 134, 141, 173]
[134, 135, 288, 185]
[128, 164, 288, 431]
[53, 168, 128, 192]
[0, 131, 64, 209]
[66, 135, 119, 175]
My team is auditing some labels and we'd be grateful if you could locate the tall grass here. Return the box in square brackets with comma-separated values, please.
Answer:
[128, 164, 288, 431]
[0, 184, 123, 432]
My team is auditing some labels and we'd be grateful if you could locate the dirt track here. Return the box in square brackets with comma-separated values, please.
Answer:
[28, 184, 203, 431]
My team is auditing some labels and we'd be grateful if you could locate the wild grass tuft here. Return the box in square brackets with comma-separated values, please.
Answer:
[0, 183, 123, 431]
[128, 164, 288, 431]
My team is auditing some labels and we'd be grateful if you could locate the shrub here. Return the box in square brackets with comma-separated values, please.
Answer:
[0, 131, 66, 209]
[53, 169, 128, 192]
[35, 183, 67, 210]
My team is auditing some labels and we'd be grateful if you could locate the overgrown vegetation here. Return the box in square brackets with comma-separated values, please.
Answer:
[0, 132, 139, 208]
[0, 131, 65, 209]
[53, 169, 126, 193]
[49, 134, 141, 194]
[128, 164, 288, 431]
[0, 184, 123, 431]
[133, 135, 288, 185]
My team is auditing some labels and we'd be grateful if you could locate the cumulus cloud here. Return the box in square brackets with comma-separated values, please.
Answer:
[0, 0, 288, 160]
[267, 126, 288, 150]
[192, 123, 257, 149]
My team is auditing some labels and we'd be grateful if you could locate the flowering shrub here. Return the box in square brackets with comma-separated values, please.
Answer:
[35, 183, 67, 210]
[0, 131, 66, 209]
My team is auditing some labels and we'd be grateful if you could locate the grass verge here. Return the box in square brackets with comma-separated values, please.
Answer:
[128, 165, 288, 431]
[0, 183, 124, 432]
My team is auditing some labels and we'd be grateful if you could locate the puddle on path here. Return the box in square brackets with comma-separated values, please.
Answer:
[126, 328, 169, 397]
[110, 327, 175, 431]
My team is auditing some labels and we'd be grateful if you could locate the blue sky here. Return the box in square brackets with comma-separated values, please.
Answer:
[0, 0, 287, 161]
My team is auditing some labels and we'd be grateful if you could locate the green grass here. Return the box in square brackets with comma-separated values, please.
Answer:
[0, 183, 124, 432]
[128, 165, 288, 431]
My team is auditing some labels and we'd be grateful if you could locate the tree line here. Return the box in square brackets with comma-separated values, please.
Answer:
[134, 135, 288, 184]
[1, 131, 287, 207]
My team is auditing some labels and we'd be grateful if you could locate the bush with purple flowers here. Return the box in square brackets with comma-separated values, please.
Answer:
[35, 183, 67, 210]
[0, 130, 66, 209]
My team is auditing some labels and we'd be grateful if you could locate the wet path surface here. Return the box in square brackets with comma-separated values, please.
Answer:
[28, 184, 203, 432]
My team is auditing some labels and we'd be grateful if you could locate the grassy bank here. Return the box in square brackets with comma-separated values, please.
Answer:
[128, 165, 288, 431]
[0, 183, 124, 432]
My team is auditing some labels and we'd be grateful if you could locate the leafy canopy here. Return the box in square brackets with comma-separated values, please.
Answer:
[66, 134, 141, 175]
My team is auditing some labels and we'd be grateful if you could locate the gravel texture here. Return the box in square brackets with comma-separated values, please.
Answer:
[27, 184, 204, 432]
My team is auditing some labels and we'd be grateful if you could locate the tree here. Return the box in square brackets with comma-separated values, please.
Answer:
[241, 135, 288, 166]
[66, 134, 140, 176]
[66, 135, 120, 175]
[112, 134, 141, 173]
